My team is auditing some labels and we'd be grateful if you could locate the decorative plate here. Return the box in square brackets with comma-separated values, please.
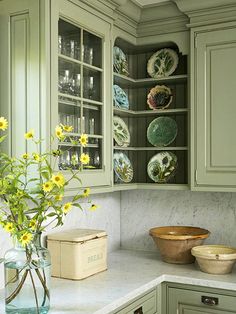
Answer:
[147, 117, 177, 147]
[147, 152, 178, 183]
[147, 48, 179, 78]
[113, 116, 130, 147]
[113, 152, 133, 183]
[113, 46, 129, 76]
[147, 85, 173, 110]
[113, 85, 129, 110]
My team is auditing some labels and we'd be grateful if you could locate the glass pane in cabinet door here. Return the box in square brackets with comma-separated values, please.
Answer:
[83, 30, 102, 68]
[82, 103, 102, 136]
[58, 59, 81, 97]
[58, 19, 81, 60]
[83, 67, 102, 101]
[83, 139, 102, 170]
[58, 97, 81, 133]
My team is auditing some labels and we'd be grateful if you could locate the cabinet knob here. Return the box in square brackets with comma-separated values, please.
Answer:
[134, 306, 143, 314]
[201, 295, 218, 306]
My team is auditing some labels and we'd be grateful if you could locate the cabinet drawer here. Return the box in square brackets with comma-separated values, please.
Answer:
[115, 289, 157, 314]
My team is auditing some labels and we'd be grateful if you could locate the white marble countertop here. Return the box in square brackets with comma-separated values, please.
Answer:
[1, 249, 236, 314]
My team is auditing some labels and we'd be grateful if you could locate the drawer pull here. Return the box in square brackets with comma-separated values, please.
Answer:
[134, 306, 143, 314]
[201, 296, 218, 306]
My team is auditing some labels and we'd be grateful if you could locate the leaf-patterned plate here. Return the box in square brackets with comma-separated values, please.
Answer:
[114, 152, 133, 183]
[147, 116, 177, 147]
[147, 48, 178, 78]
[147, 85, 172, 110]
[147, 151, 177, 183]
[113, 116, 130, 147]
[113, 46, 129, 76]
[113, 85, 129, 110]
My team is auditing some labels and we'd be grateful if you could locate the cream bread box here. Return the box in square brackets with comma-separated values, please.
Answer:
[47, 229, 107, 280]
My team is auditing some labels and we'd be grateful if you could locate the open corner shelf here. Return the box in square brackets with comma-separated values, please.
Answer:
[113, 38, 189, 190]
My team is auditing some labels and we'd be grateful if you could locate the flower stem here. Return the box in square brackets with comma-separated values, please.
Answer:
[29, 269, 39, 314]
[6, 270, 29, 304]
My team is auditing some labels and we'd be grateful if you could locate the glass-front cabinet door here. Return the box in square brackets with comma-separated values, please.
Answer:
[51, 0, 112, 189]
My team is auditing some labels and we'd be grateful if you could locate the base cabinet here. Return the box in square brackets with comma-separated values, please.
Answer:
[164, 283, 236, 314]
[114, 289, 158, 314]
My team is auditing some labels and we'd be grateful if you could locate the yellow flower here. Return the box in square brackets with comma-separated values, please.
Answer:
[20, 232, 33, 246]
[32, 153, 41, 162]
[24, 129, 34, 140]
[42, 181, 54, 192]
[89, 204, 98, 211]
[22, 153, 29, 160]
[0, 117, 8, 131]
[29, 220, 37, 231]
[79, 134, 88, 147]
[55, 194, 63, 201]
[80, 153, 90, 165]
[62, 125, 73, 132]
[83, 188, 90, 197]
[63, 202, 72, 214]
[51, 172, 65, 188]
[4, 222, 14, 233]
[55, 125, 64, 140]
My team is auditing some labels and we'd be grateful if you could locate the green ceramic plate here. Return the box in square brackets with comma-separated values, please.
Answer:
[147, 152, 178, 183]
[147, 116, 177, 147]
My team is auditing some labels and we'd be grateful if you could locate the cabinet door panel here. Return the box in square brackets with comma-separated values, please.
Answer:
[194, 27, 236, 187]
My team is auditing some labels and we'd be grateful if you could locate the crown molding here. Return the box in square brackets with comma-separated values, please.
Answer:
[173, 0, 236, 26]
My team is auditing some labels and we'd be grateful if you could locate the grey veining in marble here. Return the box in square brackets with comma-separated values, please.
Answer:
[1, 249, 236, 314]
[0, 192, 121, 289]
[121, 190, 236, 251]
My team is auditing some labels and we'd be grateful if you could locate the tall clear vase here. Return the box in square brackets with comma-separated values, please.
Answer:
[4, 233, 51, 314]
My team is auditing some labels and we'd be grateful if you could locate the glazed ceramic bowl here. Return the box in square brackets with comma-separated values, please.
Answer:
[149, 226, 210, 264]
[191, 245, 236, 275]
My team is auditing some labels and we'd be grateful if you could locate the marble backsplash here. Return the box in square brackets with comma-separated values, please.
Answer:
[0, 192, 121, 289]
[120, 190, 236, 251]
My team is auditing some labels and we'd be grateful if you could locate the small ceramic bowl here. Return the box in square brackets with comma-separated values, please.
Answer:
[191, 245, 236, 275]
[149, 226, 210, 264]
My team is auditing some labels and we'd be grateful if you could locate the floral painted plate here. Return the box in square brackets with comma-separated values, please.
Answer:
[147, 48, 178, 78]
[147, 85, 173, 110]
[147, 152, 178, 183]
[113, 46, 129, 76]
[113, 116, 130, 147]
[113, 85, 129, 110]
[113, 152, 133, 183]
[147, 116, 177, 147]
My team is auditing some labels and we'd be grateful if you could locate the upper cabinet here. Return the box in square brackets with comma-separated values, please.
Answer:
[50, 0, 112, 189]
[190, 23, 236, 191]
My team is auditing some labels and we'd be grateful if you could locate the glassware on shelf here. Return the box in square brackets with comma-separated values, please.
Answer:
[66, 114, 75, 131]
[74, 73, 81, 96]
[88, 76, 94, 99]
[60, 70, 72, 94]
[93, 150, 100, 168]
[58, 35, 63, 54]
[84, 46, 94, 65]
[89, 118, 95, 143]
[59, 150, 71, 170]
[76, 117, 81, 134]
[71, 151, 80, 170]
[81, 116, 85, 133]
[59, 112, 66, 125]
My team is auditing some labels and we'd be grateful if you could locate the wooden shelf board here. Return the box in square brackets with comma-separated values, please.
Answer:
[59, 54, 103, 72]
[113, 73, 188, 88]
[113, 107, 188, 117]
[113, 146, 188, 151]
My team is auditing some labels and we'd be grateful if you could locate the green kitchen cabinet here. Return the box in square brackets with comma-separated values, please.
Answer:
[163, 283, 236, 314]
[0, 0, 112, 191]
[191, 22, 236, 191]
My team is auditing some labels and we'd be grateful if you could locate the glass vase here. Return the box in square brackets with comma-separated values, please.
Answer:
[4, 233, 51, 314]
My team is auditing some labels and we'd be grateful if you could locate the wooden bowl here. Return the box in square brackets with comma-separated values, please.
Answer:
[191, 245, 236, 274]
[149, 226, 210, 264]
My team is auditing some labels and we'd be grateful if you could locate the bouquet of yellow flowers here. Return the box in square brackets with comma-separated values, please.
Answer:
[0, 116, 96, 244]
[0, 116, 97, 313]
